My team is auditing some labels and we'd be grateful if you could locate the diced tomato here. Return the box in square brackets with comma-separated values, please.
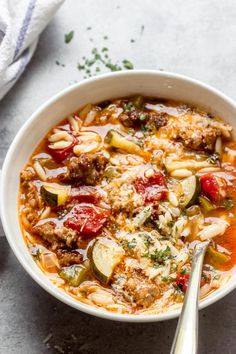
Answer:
[176, 273, 189, 293]
[176, 273, 206, 293]
[65, 205, 109, 236]
[48, 138, 77, 162]
[135, 171, 168, 202]
[200, 173, 226, 203]
[70, 186, 100, 204]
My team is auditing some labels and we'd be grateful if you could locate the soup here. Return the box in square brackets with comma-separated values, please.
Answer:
[19, 96, 236, 315]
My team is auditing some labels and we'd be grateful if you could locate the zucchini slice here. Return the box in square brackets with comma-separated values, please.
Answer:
[41, 184, 70, 207]
[179, 175, 200, 208]
[91, 238, 124, 283]
[105, 129, 146, 157]
[206, 246, 230, 268]
[199, 196, 215, 213]
[59, 265, 87, 287]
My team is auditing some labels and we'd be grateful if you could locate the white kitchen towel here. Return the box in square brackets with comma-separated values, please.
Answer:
[0, 0, 64, 100]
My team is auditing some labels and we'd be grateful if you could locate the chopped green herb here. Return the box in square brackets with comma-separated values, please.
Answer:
[213, 274, 221, 280]
[139, 113, 148, 121]
[142, 234, 153, 248]
[128, 238, 137, 249]
[222, 198, 234, 210]
[143, 246, 174, 265]
[180, 268, 187, 274]
[64, 30, 74, 44]
[208, 153, 220, 165]
[102, 47, 108, 52]
[33, 249, 41, 262]
[122, 59, 134, 70]
[95, 67, 101, 72]
[104, 35, 108, 40]
[120, 238, 137, 250]
[141, 124, 152, 132]
[161, 276, 174, 283]
[167, 220, 174, 228]
[123, 102, 135, 112]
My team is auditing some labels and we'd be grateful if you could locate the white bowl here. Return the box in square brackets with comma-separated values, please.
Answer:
[1, 70, 236, 323]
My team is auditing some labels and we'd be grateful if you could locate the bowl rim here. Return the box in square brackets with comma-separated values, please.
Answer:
[2, 69, 236, 323]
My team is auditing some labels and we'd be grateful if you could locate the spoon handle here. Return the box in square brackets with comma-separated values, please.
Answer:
[170, 241, 209, 354]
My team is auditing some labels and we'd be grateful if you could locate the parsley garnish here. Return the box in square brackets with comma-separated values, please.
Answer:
[222, 198, 234, 210]
[139, 113, 148, 121]
[33, 249, 41, 262]
[142, 234, 153, 248]
[207, 152, 220, 165]
[143, 246, 174, 265]
[64, 31, 74, 44]
[161, 276, 174, 283]
[120, 238, 137, 250]
[123, 102, 135, 112]
[213, 274, 221, 280]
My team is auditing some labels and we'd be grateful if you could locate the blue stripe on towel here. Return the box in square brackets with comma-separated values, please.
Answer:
[0, 29, 5, 43]
[9, 48, 30, 83]
[14, 0, 37, 60]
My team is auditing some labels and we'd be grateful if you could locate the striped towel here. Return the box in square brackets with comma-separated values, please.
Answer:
[0, 0, 64, 100]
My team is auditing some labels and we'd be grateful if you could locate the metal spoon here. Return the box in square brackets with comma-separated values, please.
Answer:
[171, 240, 210, 354]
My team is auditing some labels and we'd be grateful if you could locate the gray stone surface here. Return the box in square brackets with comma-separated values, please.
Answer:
[1, 0, 236, 353]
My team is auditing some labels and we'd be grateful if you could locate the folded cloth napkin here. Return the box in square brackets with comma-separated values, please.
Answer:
[0, 0, 64, 100]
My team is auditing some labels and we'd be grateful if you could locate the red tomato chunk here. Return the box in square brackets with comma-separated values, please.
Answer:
[176, 273, 189, 293]
[135, 171, 168, 202]
[176, 273, 206, 293]
[65, 205, 109, 236]
[200, 173, 226, 203]
[48, 139, 76, 162]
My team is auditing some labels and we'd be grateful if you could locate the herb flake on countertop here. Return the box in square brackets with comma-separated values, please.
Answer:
[77, 47, 134, 78]
[122, 59, 134, 70]
[64, 30, 74, 44]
